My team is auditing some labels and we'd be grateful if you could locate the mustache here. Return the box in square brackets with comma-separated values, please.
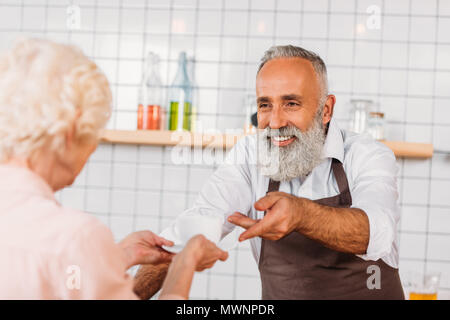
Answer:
[261, 126, 302, 138]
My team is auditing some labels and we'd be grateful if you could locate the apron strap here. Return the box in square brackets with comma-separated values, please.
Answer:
[331, 158, 352, 205]
[267, 179, 280, 194]
[266, 158, 352, 205]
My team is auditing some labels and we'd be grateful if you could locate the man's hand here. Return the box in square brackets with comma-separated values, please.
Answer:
[118, 230, 175, 269]
[227, 191, 304, 242]
[228, 191, 370, 254]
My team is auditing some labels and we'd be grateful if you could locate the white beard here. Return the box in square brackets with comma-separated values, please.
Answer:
[257, 114, 326, 182]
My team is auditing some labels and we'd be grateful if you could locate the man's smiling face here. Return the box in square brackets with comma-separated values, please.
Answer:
[256, 57, 332, 144]
[255, 56, 336, 181]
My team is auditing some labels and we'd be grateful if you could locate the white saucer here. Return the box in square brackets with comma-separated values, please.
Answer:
[162, 243, 185, 253]
[160, 228, 240, 254]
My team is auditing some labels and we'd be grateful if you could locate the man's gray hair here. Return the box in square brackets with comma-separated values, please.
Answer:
[257, 45, 329, 101]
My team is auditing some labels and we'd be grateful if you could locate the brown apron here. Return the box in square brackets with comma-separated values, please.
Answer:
[259, 158, 405, 300]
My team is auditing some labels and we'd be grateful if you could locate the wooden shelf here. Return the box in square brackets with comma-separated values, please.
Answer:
[100, 130, 434, 159]
[379, 141, 433, 159]
[100, 129, 244, 149]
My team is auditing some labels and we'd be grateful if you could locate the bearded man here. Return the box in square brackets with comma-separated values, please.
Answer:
[135, 45, 405, 300]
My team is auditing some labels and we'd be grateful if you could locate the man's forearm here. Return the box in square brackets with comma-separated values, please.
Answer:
[296, 199, 369, 254]
[133, 262, 170, 300]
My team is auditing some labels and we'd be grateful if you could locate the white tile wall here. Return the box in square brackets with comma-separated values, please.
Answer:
[408, 71, 435, 97]
[431, 154, 450, 179]
[400, 206, 428, 233]
[354, 42, 381, 67]
[2, 0, 450, 300]
[406, 98, 433, 124]
[380, 69, 409, 96]
[112, 163, 137, 189]
[190, 273, 208, 298]
[60, 188, 86, 212]
[209, 274, 235, 299]
[428, 235, 450, 261]
[223, 11, 247, 36]
[235, 276, 262, 299]
[86, 162, 112, 187]
[381, 43, 408, 69]
[85, 188, 110, 214]
[430, 180, 450, 207]
[435, 71, 450, 96]
[111, 190, 136, 215]
[399, 233, 427, 260]
[135, 191, 160, 216]
[409, 44, 436, 70]
[304, 13, 328, 38]
[405, 124, 432, 144]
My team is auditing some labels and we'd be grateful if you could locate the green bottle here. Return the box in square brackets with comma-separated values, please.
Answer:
[168, 52, 192, 131]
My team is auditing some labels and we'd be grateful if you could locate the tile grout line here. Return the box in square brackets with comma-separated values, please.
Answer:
[423, 0, 440, 285]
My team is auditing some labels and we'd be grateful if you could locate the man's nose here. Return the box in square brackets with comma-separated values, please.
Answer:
[269, 107, 288, 129]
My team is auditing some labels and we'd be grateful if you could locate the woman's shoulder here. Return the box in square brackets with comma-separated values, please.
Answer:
[57, 206, 113, 242]
[0, 196, 115, 266]
[31, 201, 114, 256]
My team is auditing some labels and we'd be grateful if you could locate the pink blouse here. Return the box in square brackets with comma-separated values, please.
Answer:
[0, 164, 139, 299]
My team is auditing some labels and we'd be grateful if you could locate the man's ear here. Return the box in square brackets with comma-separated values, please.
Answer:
[322, 94, 335, 125]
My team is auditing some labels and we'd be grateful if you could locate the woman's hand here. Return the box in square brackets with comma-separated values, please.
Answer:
[118, 230, 175, 269]
[159, 235, 228, 299]
[182, 235, 229, 271]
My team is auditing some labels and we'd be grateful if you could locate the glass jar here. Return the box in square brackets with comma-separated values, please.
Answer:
[367, 112, 386, 140]
[349, 99, 373, 134]
[137, 52, 164, 130]
[168, 52, 192, 131]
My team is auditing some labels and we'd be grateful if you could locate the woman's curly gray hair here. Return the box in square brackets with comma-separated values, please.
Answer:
[0, 38, 111, 162]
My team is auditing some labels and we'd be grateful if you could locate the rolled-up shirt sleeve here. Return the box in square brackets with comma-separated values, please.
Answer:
[195, 139, 254, 238]
[350, 142, 400, 264]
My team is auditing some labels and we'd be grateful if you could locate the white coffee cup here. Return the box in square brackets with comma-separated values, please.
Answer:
[174, 208, 224, 244]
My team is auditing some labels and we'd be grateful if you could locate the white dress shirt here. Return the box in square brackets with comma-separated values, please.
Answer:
[165, 117, 400, 269]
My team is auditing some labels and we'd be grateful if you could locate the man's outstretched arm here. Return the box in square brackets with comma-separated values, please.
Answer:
[134, 236, 228, 300]
[228, 193, 370, 254]
[133, 262, 170, 300]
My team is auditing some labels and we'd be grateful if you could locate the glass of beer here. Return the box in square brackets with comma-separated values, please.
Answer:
[408, 271, 440, 300]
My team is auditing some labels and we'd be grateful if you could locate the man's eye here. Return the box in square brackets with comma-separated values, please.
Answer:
[287, 102, 299, 107]
[259, 103, 269, 108]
